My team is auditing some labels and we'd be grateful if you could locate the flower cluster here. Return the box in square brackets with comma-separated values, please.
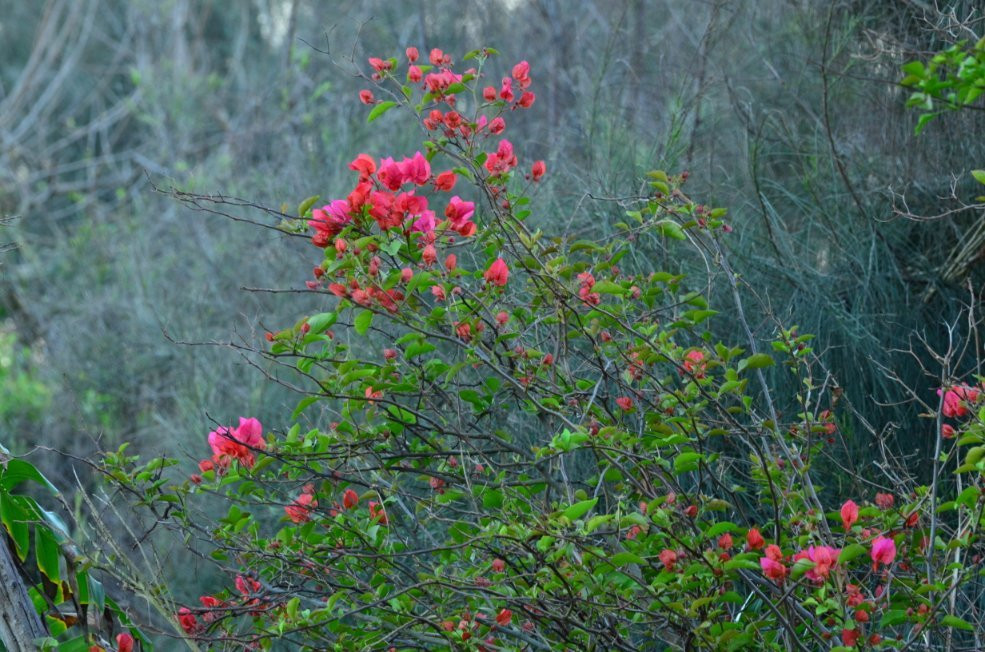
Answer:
[203, 417, 264, 470]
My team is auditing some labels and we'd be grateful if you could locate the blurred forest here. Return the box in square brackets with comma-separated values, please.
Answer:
[1, 0, 983, 606]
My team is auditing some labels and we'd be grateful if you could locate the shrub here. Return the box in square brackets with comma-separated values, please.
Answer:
[102, 46, 985, 651]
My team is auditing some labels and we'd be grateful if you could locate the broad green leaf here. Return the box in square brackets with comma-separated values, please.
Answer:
[674, 452, 703, 474]
[35, 527, 61, 582]
[837, 543, 868, 565]
[1, 459, 58, 494]
[354, 310, 373, 335]
[737, 353, 774, 372]
[971, 170, 985, 186]
[609, 552, 645, 567]
[562, 497, 598, 521]
[0, 493, 31, 561]
[306, 311, 337, 333]
[655, 219, 686, 240]
[367, 101, 398, 122]
[941, 614, 974, 630]
[297, 195, 320, 217]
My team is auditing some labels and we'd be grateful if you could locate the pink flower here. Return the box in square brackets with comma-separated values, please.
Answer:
[842, 628, 859, 647]
[444, 254, 457, 271]
[411, 210, 437, 234]
[794, 545, 839, 582]
[875, 493, 894, 509]
[871, 535, 896, 568]
[376, 157, 404, 191]
[489, 117, 506, 134]
[531, 160, 546, 181]
[310, 200, 352, 237]
[718, 533, 733, 550]
[358, 89, 374, 104]
[368, 57, 392, 72]
[616, 396, 633, 411]
[939, 385, 980, 418]
[841, 499, 859, 531]
[491, 558, 505, 573]
[285, 491, 317, 524]
[444, 196, 475, 231]
[421, 244, 437, 266]
[484, 258, 509, 286]
[499, 77, 515, 102]
[399, 151, 431, 186]
[429, 48, 445, 66]
[760, 556, 787, 581]
[408, 65, 422, 83]
[207, 418, 264, 469]
[405, 47, 419, 63]
[482, 86, 497, 102]
[400, 268, 413, 283]
[765, 544, 782, 561]
[659, 548, 678, 570]
[496, 609, 512, 627]
[484, 139, 518, 176]
[942, 423, 956, 438]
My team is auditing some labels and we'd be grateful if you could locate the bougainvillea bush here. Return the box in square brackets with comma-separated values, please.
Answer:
[101, 47, 985, 651]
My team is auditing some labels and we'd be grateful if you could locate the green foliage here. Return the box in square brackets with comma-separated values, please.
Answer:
[100, 46, 985, 651]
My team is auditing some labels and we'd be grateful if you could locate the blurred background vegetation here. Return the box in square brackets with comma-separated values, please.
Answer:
[1, 0, 983, 607]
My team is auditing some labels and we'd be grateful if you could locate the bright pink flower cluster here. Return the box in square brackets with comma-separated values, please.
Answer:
[206, 417, 265, 469]
[938, 384, 981, 418]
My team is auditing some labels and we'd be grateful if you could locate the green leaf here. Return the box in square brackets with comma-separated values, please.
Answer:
[562, 497, 598, 521]
[592, 280, 625, 295]
[837, 543, 868, 565]
[609, 552, 645, 567]
[367, 101, 398, 123]
[941, 614, 974, 630]
[297, 195, 320, 217]
[737, 353, 774, 372]
[1, 459, 58, 494]
[35, 527, 61, 582]
[0, 493, 31, 561]
[306, 311, 337, 334]
[674, 452, 703, 474]
[354, 310, 373, 335]
[655, 219, 686, 240]
[703, 522, 737, 538]
[971, 170, 985, 186]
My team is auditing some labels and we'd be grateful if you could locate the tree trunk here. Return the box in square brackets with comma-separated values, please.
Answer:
[0, 535, 48, 651]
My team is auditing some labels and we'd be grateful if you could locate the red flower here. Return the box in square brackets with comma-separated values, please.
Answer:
[484, 258, 509, 286]
[422, 244, 437, 267]
[495, 609, 512, 627]
[348, 153, 376, 179]
[177, 607, 200, 634]
[285, 491, 317, 524]
[358, 89, 375, 104]
[342, 488, 359, 510]
[434, 170, 457, 191]
[405, 47, 419, 63]
[616, 396, 633, 411]
[207, 418, 265, 469]
[841, 628, 859, 647]
[841, 499, 859, 531]
[408, 65, 422, 83]
[941, 423, 956, 438]
[760, 556, 786, 581]
[717, 533, 733, 551]
[491, 558, 505, 573]
[746, 527, 765, 551]
[116, 633, 134, 652]
[531, 160, 546, 181]
[517, 91, 536, 108]
[875, 492, 894, 509]
[482, 86, 497, 102]
[659, 548, 677, 570]
[369, 500, 388, 524]
[489, 117, 506, 134]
